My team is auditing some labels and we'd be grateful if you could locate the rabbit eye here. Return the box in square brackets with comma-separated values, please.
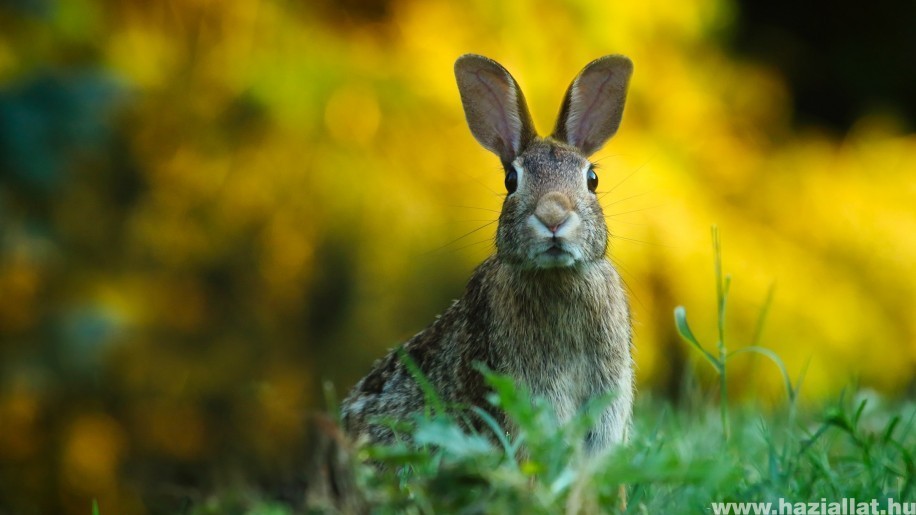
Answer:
[587, 168, 598, 192]
[505, 170, 518, 194]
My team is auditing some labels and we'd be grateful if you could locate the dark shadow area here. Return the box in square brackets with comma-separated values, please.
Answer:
[730, 0, 916, 131]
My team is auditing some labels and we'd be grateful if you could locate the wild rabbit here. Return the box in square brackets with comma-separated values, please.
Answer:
[341, 54, 634, 454]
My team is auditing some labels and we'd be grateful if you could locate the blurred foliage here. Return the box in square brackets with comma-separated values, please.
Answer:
[0, 0, 913, 513]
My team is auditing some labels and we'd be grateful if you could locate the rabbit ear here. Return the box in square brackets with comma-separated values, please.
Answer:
[455, 54, 537, 163]
[552, 55, 633, 156]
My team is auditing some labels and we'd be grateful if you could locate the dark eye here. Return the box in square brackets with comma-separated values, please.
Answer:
[587, 167, 598, 192]
[505, 169, 518, 194]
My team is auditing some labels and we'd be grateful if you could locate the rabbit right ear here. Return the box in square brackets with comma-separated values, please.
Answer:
[552, 55, 633, 157]
[454, 54, 536, 164]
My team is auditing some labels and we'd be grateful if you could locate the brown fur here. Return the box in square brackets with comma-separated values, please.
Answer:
[341, 55, 635, 455]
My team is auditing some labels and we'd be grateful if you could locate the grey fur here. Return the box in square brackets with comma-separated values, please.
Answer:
[341, 55, 634, 455]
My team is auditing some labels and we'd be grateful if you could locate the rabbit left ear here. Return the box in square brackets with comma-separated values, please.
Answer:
[454, 54, 537, 164]
[552, 55, 633, 157]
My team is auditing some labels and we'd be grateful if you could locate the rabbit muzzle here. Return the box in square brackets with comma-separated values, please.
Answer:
[527, 191, 583, 268]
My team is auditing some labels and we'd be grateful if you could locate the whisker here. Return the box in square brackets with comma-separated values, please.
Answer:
[598, 156, 654, 200]
[423, 220, 498, 255]
[609, 255, 647, 310]
[611, 234, 676, 248]
[605, 205, 665, 218]
[580, 206, 657, 225]
[456, 166, 503, 198]
[600, 191, 652, 208]
[603, 218, 647, 227]
[447, 237, 496, 253]
[590, 153, 624, 165]
[447, 204, 501, 214]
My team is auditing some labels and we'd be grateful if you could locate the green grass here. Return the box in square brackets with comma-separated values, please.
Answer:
[345, 387, 914, 514]
[191, 231, 916, 514]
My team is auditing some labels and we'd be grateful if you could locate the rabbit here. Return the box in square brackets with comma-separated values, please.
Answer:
[341, 54, 634, 455]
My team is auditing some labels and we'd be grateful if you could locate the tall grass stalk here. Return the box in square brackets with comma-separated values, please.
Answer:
[674, 226, 798, 442]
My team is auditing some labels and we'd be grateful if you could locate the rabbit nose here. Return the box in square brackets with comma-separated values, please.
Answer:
[535, 192, 572, 233]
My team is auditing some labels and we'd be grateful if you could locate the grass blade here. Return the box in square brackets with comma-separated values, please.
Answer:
[674, 306, 721, 372]
[728, 346, 795, 402]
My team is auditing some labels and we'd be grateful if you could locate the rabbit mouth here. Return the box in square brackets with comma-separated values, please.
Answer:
[545, 245, 567, 257]
[531, 242, 578, 268]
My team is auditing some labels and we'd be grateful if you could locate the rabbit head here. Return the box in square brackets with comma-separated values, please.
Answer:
[455, 55, 632, 269]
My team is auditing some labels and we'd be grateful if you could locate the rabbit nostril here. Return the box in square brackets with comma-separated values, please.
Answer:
[546, 219, 567, 233]
[536, 213, 570, 234]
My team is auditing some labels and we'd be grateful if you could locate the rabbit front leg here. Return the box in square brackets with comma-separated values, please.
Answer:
[583, 379, 633, 455]
[583, 377, 634, 511]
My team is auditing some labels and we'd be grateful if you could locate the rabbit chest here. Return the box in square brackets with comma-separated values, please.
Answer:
[488, 260, 632, 424]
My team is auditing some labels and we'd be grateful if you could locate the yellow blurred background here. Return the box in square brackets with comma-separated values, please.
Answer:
[0, 0, 913, 513]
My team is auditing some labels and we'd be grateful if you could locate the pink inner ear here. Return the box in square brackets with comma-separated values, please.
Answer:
[473, 68, 518, 153]
[570, 72, 616, 150]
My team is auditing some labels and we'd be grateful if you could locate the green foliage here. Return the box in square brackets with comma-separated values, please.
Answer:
[330, 375, 914, 513]
[356, 369, 629, 513]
